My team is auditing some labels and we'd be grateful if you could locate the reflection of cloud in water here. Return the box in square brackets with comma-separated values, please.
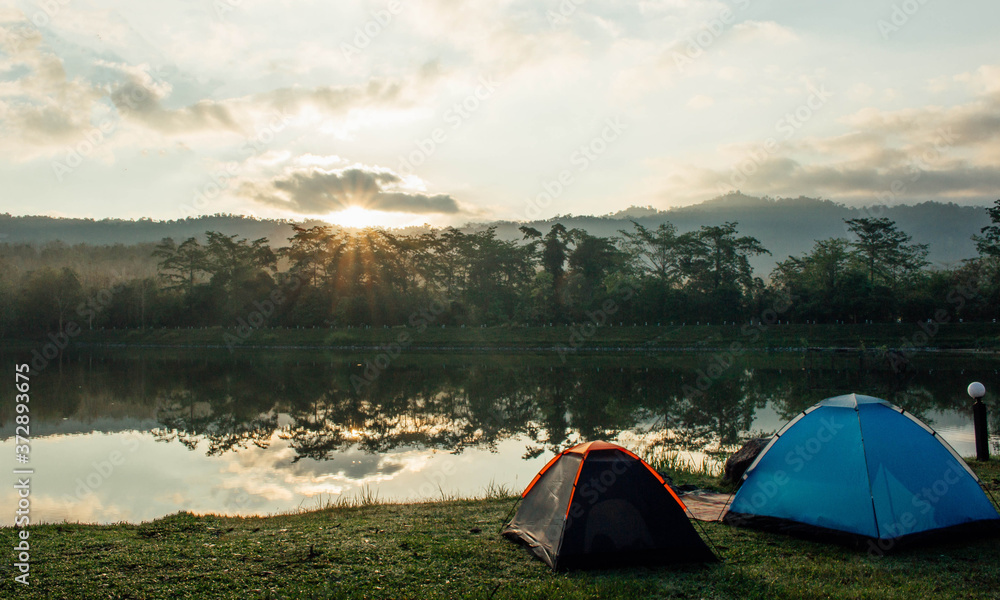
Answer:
[205, 436, 438, 512]
[1, 490, 138, 524]
[1, 428, 548, 523]
[290, 449, 405, 480]
[222, 436, 407, 480]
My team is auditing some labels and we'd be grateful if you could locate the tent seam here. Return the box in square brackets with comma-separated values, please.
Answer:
[741, 408, 812, 480]
[899, 409, 982, 483]
[552, 449, 589, 568]
[522, 450, 570, 497]
[855, 405, 882, 540]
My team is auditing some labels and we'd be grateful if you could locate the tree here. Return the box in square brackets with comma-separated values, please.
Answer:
[680, 222, 770, 296]
[567, 232, 621, 283]
[770, 238, 870, 322]
[519, 223, 572, 280]
[421, 227, 470, 300]
[282, 225, 346, 288]
[518, 226, 542, 239]
[964, 199, 1000, 319]
[153, 237, 208, 294]
[619, 221, 683, 286]
[541, 224, 570, 280]
[333, 228, 423, 324]
[0, 258, 17, 336]
[565, 232, 626, 316]
[203, 232, 277, 290]
[773, 238, 853, 294]
[519, 224, 574, 321]
[973, 199, 1000, 259]
[19, 266, 83, 332]
[844, 217, 929, 287]
[461, 227, 534, 323]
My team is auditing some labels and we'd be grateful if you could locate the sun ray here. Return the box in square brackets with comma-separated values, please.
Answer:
[326, 206, 382, 229]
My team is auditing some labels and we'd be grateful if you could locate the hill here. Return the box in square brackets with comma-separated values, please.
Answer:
[1, 194, 991, 274]
[483, 194, 989, 272]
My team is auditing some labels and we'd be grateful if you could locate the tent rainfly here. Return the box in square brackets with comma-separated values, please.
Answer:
[723, 393, 1000, 549]
[502, 441, 717, 569]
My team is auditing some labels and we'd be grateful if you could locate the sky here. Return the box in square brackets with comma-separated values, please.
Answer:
[1, 0, 998, 228]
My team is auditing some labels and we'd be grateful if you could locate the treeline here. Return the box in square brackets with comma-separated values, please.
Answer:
[3, 201, 1000, 336]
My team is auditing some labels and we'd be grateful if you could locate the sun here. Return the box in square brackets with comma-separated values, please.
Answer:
[326, 206, 383, 228]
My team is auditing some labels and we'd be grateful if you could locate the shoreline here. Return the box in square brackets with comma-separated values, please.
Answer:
[5, 322, 1000, 353]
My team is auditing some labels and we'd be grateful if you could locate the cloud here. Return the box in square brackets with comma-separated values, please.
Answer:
[0, 18, 242, 155]
[243, 166, 461, 215]
[840, 96, 1000, 149]
[687, 94, 715, 109]
[955, 64, 1000, 96]
[109, 73, 240, 134]
[608, 14, 802, 102]
[648, 144, 1000, 206]
[0, 12, 442, 158]
[731, 21, 799, 44]
[248, 78, 412, 120]
[641, 68, 1000, 206]
[103, 65, 424, 138]
[403, 0, 592, 77]
[0, 21, 105, 155]
[367, 191, 461, 213]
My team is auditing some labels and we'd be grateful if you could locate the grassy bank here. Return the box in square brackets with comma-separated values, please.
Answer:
[7, 322, 1000, 352]
[2, 461, 998, 600]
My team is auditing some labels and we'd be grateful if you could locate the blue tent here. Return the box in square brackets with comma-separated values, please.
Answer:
[724, 393, 1000, 546]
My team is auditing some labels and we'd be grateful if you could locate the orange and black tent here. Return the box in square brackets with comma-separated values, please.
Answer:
[502, 441, 717, 569]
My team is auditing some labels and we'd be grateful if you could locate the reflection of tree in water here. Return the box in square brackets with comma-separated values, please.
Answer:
[278, 364, 542, 461]
[992, 403, 1000, 455]
[13, 352, 1000, 461]
[639, 368, 769, 453]
[148, 362, 705, 461]
[154, 389, 278, 456]
[765, 361, 982, 428]
[151, 364, 279, 455]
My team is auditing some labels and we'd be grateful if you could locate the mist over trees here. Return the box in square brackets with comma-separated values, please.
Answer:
[0, 194, 991, 272]
[2, 202, 999, 337]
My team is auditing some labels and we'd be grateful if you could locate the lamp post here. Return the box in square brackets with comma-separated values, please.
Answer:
[968, 382, 989, 462]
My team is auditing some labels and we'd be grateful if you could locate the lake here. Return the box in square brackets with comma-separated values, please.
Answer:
[2, 348, 999, 524]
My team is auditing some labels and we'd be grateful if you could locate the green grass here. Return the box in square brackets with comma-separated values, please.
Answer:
[644, 447, 735, 492]
[3, 462, 999, 599]
[974, 459, 1000, 492]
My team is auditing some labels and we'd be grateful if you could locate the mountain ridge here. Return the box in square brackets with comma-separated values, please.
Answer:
[2, 193, 991, 274]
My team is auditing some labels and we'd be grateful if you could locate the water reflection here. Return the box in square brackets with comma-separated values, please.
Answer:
[1, 350, 998, 523]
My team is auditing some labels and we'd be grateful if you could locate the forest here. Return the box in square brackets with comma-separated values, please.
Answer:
[2, 200, 1000, 337]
